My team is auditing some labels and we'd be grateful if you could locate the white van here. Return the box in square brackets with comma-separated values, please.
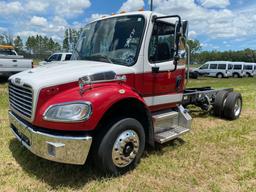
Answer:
[243, 63, 254, 77]
[254, 64, 256, 76]
[230, 62, 245, 78]
[193, 61, 232, 78]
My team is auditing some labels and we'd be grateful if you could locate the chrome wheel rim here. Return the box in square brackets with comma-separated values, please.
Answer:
[112, 130, 140, 168]
[234, 98, 242, 117]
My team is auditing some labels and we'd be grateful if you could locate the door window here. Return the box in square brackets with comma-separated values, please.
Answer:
[48, 54, 62, 62]
[218, 64, 226, 70]
[148, 21, 175, 63]
[200, 64, 209, 70]
[210, 64, 217, 69]
[228, 64, 233, 70]
[233, 65, 242, 70]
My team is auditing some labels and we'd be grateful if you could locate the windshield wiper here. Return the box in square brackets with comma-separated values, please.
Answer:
[84, 54, 113, 64]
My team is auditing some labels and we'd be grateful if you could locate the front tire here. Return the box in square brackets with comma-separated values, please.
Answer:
[96, 118, 145, 176]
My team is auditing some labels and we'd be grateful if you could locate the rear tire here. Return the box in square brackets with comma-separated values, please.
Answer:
[233, 73, 239, 78]
[213, 90, 229, 117]
[95, 118, 145, 176]
[216, 73, 223, 78]
[223, 92, 242, 120]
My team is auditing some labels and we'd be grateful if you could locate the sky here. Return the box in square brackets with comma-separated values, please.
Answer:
[0, 0, 256, 51]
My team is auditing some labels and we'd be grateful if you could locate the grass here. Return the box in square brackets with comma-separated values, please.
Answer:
[0, 77, 256, 192]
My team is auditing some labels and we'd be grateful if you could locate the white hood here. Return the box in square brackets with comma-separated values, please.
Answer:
[10, 60, 135, 90]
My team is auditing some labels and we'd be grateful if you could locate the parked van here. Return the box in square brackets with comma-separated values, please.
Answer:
[230, 62, 244, 78]
[193, 61, 232, 78]
[243, 63, 254, 77]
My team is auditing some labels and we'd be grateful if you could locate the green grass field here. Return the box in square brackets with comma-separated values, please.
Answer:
[0, 77, 256, 192]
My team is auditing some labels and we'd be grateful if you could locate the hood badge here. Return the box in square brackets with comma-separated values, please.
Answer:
[78, 71, 127, 95]
[14, 78, 21, 84]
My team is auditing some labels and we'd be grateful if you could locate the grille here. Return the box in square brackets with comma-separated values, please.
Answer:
[9, 82, 33, 119]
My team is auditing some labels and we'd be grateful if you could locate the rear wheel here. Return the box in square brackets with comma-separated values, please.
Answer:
[233, 73, 239, 78]
[216, 73, 224, 78]
[213, 90, 229, 117]
[95, 118, 145, 176]
[223, 92, 242, 120]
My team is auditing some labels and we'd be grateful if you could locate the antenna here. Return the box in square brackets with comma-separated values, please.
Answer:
[150, 0, 153, 11]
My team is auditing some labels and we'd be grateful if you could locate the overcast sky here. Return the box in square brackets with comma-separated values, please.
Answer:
[0, 0, 255, 51]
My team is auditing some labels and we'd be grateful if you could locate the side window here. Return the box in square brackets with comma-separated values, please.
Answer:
[218, 64, 226, 70]
[234, 65, 242, 70]
[148, 21, 175, 63]
[65, 54, 72, 61]
[48, 54, 57, 62]
[245, 65, 252, 70]
[200, 64, 209, 69]
[56, 54, 62, 61]
[210, 64, 217, 69]
[228, 64, 233, 70]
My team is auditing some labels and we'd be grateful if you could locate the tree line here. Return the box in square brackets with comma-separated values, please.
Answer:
[187, 39, 256, 64]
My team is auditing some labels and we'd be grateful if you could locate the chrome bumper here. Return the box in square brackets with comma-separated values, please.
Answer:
[9, 111, 92, 165]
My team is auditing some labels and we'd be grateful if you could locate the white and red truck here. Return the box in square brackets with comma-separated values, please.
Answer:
[8, 11, 242, 175]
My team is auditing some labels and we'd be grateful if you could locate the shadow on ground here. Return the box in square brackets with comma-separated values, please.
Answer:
[9, 138, 107, 190]
[9, 136, 185, 189]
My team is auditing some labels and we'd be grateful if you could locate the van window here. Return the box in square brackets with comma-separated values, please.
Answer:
[210, 64, 217, 69]
[200, 64, 208, 69]
[228, 64, 233, 70]
[233, 65, 242, 70]
[244, 65, 252, 70]
[218, 64, 226, 70]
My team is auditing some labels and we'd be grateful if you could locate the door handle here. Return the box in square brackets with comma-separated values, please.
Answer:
[12, 60, 17, 62]
[13, 64, 18, 67]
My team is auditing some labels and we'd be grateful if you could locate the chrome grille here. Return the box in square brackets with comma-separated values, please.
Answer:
[9, 82, 33, 119]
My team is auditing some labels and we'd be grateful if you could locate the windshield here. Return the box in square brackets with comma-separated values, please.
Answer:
[72, 15, 145, 66]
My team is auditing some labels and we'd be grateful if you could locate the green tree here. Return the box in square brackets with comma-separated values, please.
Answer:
[14, 36, 23, 53]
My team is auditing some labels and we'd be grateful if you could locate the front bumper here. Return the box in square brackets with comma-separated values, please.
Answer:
[9, 111, 92, 165]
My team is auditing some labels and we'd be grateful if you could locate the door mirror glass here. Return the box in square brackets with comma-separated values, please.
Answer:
[181, 20, 188, 37]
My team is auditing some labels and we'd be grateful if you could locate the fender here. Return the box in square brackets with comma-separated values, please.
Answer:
[33, 82, 149, 131]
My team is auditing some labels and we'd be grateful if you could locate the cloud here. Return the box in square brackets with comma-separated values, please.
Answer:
[0, 1, 23, 15]
[199, 0, 230, 9]
[87, 13, 110, 22]
[30, 16, 48, 27]
[16, 30, 46, 38]
[119, 0, 145, 12]
[153, 0, 256, 39]
[54, 0, 91, 18]
[26, 0, 49, 12]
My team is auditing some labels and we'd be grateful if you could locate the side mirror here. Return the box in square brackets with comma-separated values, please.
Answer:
[44, 58, 48, 62]
[174, 21, 181, 66]
[181, 20, 189, 37]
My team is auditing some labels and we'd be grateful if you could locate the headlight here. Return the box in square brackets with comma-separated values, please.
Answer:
[43, 102, 92, 122]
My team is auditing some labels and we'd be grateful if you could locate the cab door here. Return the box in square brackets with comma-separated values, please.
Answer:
[142, 20, 185, 109]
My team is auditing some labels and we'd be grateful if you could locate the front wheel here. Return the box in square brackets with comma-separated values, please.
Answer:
[95, 118, 145, 175]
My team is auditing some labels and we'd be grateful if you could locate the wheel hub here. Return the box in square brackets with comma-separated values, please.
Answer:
[234, 98, 242, 117]
[112, 130, 139, 168]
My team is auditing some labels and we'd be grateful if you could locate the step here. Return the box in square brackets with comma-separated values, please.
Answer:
[153, 110, 179, 133]
[154, 126, 190, 144]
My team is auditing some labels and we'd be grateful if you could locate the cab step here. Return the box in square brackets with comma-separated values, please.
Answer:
[154, 125, 190, 144]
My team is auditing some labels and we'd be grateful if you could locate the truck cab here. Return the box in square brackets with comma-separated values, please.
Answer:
[39, 52, 72, 65]
[8, 11, 242, 175]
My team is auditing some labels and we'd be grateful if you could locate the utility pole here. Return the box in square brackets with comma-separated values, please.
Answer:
[150, 0, 153, 11]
